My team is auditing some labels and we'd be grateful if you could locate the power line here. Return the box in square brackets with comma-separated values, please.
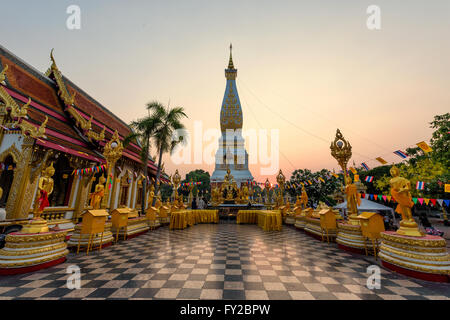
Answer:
[237, 83, 297, 175]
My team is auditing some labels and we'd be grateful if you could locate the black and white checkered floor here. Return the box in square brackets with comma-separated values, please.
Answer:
[0, 223, 449, 300]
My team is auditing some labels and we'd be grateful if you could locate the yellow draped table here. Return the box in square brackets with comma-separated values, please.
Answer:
[257, 210, 282, 231]
[170, 210, 218, 230]
[169, 210, 189, 230]
[237, 210, 281, 231]
[191, 210, 219, 224]
[237, 210, 258, 224]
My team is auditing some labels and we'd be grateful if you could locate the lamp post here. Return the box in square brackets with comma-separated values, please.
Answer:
[330, 129, 356, 222]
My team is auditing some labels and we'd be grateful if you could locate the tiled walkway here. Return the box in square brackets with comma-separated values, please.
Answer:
[0, 223, 449, 300]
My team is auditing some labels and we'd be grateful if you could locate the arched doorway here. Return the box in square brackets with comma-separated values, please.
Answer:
[48, 156, 74, 207]
[0, 155, 16, 207]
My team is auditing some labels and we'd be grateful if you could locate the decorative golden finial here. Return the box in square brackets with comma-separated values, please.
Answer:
[228, 43, 234, 69]
[0, 64, 8, 83]
[50, 48, 57, 69]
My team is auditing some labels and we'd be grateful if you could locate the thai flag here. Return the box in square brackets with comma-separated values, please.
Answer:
[365, 176, 374, 183]
[361, 163, 370, 171]
[416, 181, 425, 190]
[394, 150, 408, 159]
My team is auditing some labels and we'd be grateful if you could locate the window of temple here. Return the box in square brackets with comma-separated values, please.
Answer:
[48, 156, 74, 207]
[0, 155, 15, 207]
[136, 180, 143, 208]
[119, 174, 130, 207]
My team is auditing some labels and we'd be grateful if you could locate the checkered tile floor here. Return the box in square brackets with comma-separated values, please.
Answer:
[0, 223, 449, 300]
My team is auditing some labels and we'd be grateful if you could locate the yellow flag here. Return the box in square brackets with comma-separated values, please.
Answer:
[416, 141, 432, 153]
[424, 198, 430, 205]
[349, 167, 357, 174]
[354, 174, 359, 182]
[376, 157, 387, 165]
[386, 195, 392, 202]
[445, 184, 450, 193]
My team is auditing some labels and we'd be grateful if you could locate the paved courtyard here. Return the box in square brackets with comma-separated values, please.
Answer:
[0, 223, 449, 300]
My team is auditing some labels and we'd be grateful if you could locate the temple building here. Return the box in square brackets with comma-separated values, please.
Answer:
[0, 45, 167, 227]
[211, 45, 253, 187]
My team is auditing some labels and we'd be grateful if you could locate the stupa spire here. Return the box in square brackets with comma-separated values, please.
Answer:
[228, 43, 234, 69]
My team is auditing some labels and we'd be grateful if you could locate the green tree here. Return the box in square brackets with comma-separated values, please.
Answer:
[289, 169, 341, 207]
[124, 115, 159, 214]
[149, 102, 188, 206]
[429, 113, 449, 168]
[180, 169, 211, 201]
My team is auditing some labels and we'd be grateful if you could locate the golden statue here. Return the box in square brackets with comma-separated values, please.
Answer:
[276, 169, 286, 206]
[390, 166, 423, 237]
[36, 162, 55, 218]
[242, 185, 249, 202]
[344, 175, 361, 225]
[147, 184, 155, 207]
[300, 186, 308, 208]
[211, 185, 220, 204]
[224, 167, 232, 182]
[294, 195, 301, 207]
[264, 178, 271, 204]
[23, 162, 55, 233]
[89, 175, 106, 209]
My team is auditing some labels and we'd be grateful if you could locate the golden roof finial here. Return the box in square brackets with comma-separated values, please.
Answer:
[228, 43, 234, 69]
[50, 48, 57, 70]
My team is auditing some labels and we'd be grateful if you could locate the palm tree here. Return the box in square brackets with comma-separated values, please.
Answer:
[148, 102, 188, 206]
[124, 113, 159, 214]
[125, 101, 188, 211]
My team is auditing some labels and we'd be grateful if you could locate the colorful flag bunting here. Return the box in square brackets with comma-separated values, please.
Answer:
[365, 176, 374, 183]
[412, 197, 418, 204]
[444, 200, 450, 207]
[376, 157, 387, 165]
[416, 181, 425, 190]
[418, 198, 424, 205]
[416, 141, 432, 153]
[349, 167, 357, 174]
[361, 163, 370, 171]
[393, 150, 408, 159]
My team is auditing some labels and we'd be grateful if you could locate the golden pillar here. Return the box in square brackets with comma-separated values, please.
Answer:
[101, 130, 123, 209]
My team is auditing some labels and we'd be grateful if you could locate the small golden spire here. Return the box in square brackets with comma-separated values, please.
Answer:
[228, 43, 234, 69]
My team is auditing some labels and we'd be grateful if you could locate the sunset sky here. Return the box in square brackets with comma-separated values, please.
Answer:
[1, 0, 449, 183]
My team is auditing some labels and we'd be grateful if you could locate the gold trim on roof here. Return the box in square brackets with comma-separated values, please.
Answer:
[0, 65, 47, 139]
[47, 49, 105, 143]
